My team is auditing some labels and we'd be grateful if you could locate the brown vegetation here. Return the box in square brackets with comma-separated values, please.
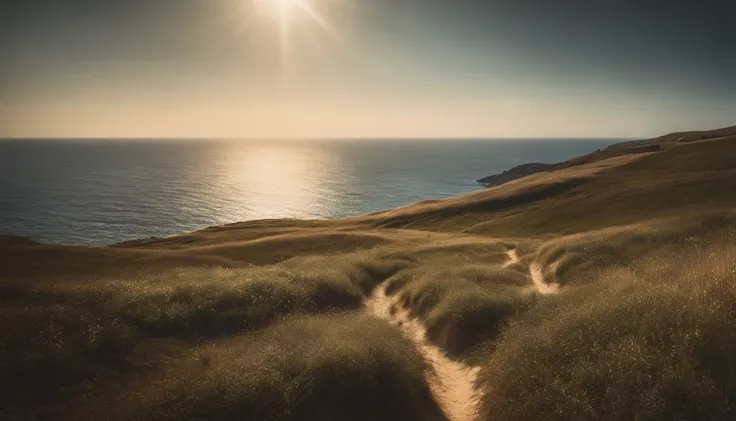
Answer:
[2, 126, 736, 420]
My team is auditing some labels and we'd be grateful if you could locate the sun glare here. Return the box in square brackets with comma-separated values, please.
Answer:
[252, 0, 333, 37]
[254, 0, 325, 26]
[230, 0, 339, 77]
[261, 0, 299, 20]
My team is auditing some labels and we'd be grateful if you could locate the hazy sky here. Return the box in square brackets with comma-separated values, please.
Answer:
[1, 0, 734, 138]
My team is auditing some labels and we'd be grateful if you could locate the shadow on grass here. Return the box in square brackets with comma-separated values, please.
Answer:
[98, 314, 448, 421]
[0, 254, 408, 417]
[476, 240, 736, 421]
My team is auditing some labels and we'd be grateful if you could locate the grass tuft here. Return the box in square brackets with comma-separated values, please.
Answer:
[388, 256, 536, 359]
[115, 314, 447, 421]
[0, 254, 390, 416]
[476, 241, 736, 421]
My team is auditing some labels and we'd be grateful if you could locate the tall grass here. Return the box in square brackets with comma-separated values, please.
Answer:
[6, 213, 736, 420]
[423, 284, 537, 359]
[109, 314, 447, 421]
[476, 241, 736, 421]
[0, 255, 405, 417]
[385, 253, 536, 359]
[533, 210, 736, 286]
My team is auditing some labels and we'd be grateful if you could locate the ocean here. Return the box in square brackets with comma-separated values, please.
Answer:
[0, 138, 622, 245]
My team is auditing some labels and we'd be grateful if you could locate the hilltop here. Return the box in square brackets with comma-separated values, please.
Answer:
[477, 124, 736, 186]
[1, 126, 736, 421]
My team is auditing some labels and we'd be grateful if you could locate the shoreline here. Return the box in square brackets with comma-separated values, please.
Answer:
[2, 126, 734, 248]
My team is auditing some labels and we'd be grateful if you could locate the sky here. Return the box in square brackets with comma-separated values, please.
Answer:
[1, 0, 735, 138]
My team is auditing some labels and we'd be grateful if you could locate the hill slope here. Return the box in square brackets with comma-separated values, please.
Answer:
[1, 125, 736, 421]
[352, 131, 736, 236]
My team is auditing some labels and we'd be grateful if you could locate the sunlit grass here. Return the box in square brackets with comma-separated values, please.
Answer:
[116, 314, 445, 421]
[475, 237, 736, 421]
[0, 254, 406, 418]
[383, 249, 537, 359]
[4, 206, 736, 420]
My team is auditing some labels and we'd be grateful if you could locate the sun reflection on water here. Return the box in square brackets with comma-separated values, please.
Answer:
[221, 143, 331, 221]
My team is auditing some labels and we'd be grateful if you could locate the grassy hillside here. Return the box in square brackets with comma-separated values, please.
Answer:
[477, 233, 736, 421]
[354, 130, 736, 236]
[1, 126, 735, 420]
[83, 314, 448, 421]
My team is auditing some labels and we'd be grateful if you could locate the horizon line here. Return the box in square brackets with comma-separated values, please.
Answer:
[0, 136, 640, 142]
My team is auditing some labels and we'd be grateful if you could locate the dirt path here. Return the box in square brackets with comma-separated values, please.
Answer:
[502, 248, 520, 268]
[529, 262, 560, 294]
[505, 248, 560, 294]
[365, 283, 481, 421]
[363, 249, 558, 420]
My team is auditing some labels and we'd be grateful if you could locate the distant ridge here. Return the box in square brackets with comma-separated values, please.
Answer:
[477, 125, 736, 187]
[476, 163, 554, 187]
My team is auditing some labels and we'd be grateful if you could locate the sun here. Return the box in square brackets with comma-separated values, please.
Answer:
[260, 0, 301, 21]
[252, 0, 331, 33]
[254, 0, 323, 26]
[231, 0, 337, 74]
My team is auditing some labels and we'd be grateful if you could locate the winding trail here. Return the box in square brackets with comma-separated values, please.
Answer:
[365, 283, 481, 421]
[502, 248, 520, 268]
[505, 248, 560, 294]
[529, 262, 560, 294]
[364, 247, 559, 420]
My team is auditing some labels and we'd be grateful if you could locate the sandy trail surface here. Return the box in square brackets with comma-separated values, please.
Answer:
[364, 248, 560, 420]
[365, 283, 481, 421]
[528, 262, 560, 294]
[505, 248, 560, 294]
[502, 248, 520, 268]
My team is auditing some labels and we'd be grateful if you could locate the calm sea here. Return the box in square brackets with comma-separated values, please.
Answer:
[0, 138, 621, 245]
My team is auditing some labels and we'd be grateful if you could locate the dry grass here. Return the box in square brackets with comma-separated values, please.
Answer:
[3, 127, 736, 420]
[94, 314, 446, 421]
[379, 243, 538, 359]
[0, 229, 396, 280]
[476, 236, 736, 421]
[344, 134, 736, 237]
[0, 254, 405, 418]
[5, 223, 736, 420]
[532, 210, 736, 286]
